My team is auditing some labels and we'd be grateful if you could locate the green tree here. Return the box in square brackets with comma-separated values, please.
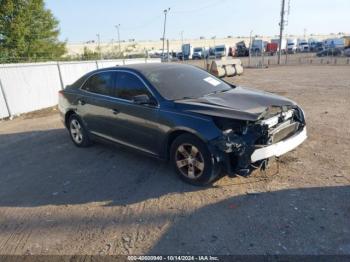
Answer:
[82, 46, 100, 60]
[0, 0, 66, 63]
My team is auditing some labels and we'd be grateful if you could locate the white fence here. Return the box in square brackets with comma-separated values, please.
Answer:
[0, 58, 160, 119]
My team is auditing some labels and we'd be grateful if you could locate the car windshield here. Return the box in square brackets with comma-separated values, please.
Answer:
[215, 47, 225, 52]
[194, 48, 202, 52]
[140, 64, 232, 100]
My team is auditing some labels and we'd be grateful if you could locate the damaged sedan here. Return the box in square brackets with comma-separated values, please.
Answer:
[58, 63, 307, 185]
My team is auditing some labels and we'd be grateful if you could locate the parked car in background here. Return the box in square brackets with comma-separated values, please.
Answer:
[316, 48, 343, 57]
[176, 52, 183, 60]
[58, 63, 307, 186]
[148, 50, 163, 58]
[160, 53, 179, 62]
[314, 42, 325, 52]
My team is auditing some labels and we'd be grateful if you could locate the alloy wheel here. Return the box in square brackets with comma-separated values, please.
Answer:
[175, 143, 205, 179]
[70, 119, 83, 144]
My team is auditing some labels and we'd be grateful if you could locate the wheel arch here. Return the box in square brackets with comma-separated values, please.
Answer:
[64, 110, 76, 128]
[164, 128, 208, 160]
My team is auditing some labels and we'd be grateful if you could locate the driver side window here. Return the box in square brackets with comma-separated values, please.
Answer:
[114, 72, 151, 101]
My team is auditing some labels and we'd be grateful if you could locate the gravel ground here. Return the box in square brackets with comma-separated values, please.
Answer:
[0, 65, 349, 255]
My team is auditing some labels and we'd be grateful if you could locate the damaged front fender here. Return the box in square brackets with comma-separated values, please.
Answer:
[208, 105, 306, 176]
[209, 124, 268, 176]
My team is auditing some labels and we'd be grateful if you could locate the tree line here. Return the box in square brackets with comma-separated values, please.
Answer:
[0, 0, 66, 63]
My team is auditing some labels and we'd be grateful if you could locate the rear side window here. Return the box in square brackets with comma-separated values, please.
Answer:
[114, 72, 150, 100]
[81, 72, 115, 96]
[69, 75, 86, 89]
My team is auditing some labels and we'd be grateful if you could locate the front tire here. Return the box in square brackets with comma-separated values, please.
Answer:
[170, 134, 220, 186]
[68, 114, 91, 147]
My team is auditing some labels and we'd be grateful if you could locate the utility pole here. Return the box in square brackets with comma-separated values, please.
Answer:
[96, 33, 102, 60]
[167, 39, 170, 62]
[278, 0, 286, 65]
[248, 30, 253, 67]
[181, 30, 184, 62]
[115, 24, 121, 57]
[162, 8, 170, 59]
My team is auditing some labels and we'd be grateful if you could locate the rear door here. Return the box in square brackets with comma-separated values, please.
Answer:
[77, 71, 120, 139]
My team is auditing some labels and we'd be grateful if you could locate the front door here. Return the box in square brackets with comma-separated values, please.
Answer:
[108, 71, 161, 155]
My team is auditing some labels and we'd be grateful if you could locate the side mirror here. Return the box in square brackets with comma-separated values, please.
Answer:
[132, 94, 155, 106]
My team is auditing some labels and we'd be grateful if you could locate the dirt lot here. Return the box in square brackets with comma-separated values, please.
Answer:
[0, 65, 349, 255]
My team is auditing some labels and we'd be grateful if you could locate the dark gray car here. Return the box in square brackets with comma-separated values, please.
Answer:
[58, 63, 307, 185]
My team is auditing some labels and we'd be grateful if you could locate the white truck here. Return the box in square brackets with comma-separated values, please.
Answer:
[287, 39, 297, 53]
[297, 39, 309, 52]
[214, 44, 229, 58]
[192, 47, 206, 59]
[251, 39, 264, 55]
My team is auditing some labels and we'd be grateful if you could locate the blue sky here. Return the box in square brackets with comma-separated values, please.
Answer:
[45, 0, 350, 43]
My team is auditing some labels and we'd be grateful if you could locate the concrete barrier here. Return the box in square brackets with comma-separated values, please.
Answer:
[209, 57, 244, 78]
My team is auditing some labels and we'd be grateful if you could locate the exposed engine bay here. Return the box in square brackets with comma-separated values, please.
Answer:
[210, 105, 306, 176]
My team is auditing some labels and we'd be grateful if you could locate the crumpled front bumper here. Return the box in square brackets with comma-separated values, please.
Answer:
[209, 125, 307, 176]
[251, 126, 307, 162]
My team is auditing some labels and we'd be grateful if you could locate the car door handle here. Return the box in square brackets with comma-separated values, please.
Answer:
[78, 99, 86, 105]
[112, 109, 119, 115]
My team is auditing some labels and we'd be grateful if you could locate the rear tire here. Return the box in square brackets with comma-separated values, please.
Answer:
[68, 114, 91, 147]
[170, 134, 221, 186]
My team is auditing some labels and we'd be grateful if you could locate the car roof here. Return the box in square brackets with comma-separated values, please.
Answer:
[93, 62, 195, 74]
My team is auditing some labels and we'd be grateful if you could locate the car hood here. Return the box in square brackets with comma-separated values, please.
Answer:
[174, 86, 296, 121]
